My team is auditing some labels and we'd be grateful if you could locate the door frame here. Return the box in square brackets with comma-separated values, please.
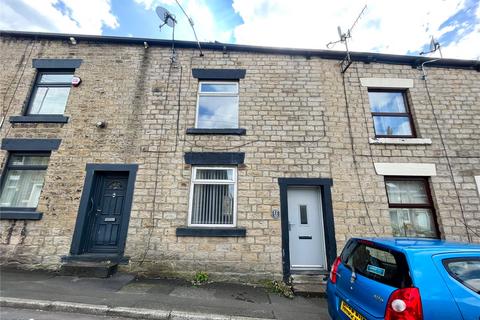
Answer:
[70, 164, 138, 257]
[278, 178, 336, 281]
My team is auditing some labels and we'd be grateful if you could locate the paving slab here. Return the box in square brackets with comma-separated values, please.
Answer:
[0, 268, 329, 320]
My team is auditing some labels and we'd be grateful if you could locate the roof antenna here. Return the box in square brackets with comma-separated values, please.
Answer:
[326, 4, 367, 73]
[156, 6, 177, 63]
[420, 36, 443, 58]
[173, 0, 204, 57]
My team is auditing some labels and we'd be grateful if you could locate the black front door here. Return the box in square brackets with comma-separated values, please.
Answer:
[85, 172, 128, 253]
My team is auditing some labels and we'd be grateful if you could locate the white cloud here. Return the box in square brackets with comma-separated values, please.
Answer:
[0, 0, 119, 34]
[232, 0, 480, 59]
[133, 0, 175, 10]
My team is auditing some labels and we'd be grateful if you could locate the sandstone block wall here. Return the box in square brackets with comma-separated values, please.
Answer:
[0, 35, 478, 281]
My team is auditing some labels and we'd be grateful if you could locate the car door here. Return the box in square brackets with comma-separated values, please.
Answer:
[335, 240, 408, 319]
[432, 252, 480, 320]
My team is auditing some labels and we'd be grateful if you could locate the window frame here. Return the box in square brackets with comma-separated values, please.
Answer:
[187, 166, 238, 228]
[384, 176, 439, 238]
[25, 70, 74, 116]
[0, 152, 50, 212]
[368, 89, 416, 138]
[195, 81, 240, 129]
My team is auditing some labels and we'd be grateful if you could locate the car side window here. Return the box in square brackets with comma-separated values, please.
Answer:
[443, 258, 480, 294]
[345, 242, 411, 288]
[340, 239, 357, 263]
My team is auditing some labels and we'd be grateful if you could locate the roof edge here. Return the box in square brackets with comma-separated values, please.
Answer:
[1, 30, 479, 71]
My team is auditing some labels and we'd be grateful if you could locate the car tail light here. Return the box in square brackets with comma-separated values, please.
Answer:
[385, 287, 423, 320]
[329, 256, 342, 284]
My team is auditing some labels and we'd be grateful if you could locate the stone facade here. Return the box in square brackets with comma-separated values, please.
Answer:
[0, 32, 479, 282]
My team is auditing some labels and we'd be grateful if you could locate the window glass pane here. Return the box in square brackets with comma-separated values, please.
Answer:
[444, 259, 480, 293]
[386, 180, 428, 204]
[29, 87, 70, 114]
[196, 169, 233, 180]
[300, 205, 308, 224]
[373, 116, 412, 136]
[10, 155, 49, 166]
[39, 74, 73, 83]
[389, 208, 436, 237]
[200, 83, 237, 93]
[197, 96, 238, 129]
[0, 170, 46, 208]
[345, 243, 410, 288]
[369, 92, 407, 113]
[191, 184, 234, 224]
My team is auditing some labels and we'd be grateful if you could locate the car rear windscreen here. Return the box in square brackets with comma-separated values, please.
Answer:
[443, 258, 480, 294]
[343, 241, 412, 288]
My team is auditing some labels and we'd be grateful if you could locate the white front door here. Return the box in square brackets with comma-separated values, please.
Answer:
[288, 187, 327, 271]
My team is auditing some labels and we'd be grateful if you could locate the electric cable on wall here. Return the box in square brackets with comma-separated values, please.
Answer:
[341, 68, 379, 237]
[422, 66, 478, 241]
[1, 41, 35, 133]
[139, 60, 175, 266]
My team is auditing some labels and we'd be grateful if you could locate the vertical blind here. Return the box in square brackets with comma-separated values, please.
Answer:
[191, 168, 235, 225]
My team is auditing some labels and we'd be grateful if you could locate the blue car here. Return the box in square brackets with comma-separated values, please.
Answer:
[327, 238, 480, 320]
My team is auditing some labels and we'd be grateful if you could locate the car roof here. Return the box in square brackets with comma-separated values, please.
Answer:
[353, 237, 480, 255]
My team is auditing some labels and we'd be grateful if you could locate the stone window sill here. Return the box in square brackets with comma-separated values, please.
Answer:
[176, 227, 246, 237]
[0, 210, 43, 220]
[369, 137, 432, 145]
[186, 128, 246, 135]
[10, 115, 69, 124]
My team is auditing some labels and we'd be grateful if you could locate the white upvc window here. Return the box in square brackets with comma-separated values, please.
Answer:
[188, 167, 237, 227]
[195, 82, 239, 129]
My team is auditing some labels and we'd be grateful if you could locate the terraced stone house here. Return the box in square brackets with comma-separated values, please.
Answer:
[0, 31, 479, 289]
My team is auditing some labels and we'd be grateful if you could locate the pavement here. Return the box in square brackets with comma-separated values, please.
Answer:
[0, 268, 329, 320]
[1, 307, 135, 320]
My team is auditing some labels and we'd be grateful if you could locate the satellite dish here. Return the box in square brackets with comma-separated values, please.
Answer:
[156, 6, 176, 28]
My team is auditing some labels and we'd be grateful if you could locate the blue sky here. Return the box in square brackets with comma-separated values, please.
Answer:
[1, 0, 479, 59]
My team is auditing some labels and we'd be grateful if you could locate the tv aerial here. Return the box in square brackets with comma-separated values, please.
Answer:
[156, 6, 177, 62]
[326, 4, 367, 73]
[420, 36, 442, 58]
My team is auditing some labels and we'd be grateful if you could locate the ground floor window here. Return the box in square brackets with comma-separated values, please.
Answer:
[385, 177, 438, 238]
[0, 153, 50, 209]
[188, 167, 237, 227]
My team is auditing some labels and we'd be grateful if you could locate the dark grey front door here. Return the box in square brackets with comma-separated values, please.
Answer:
[86, 172, 128, 253]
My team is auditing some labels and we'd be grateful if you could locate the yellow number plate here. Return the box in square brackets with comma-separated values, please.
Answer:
[340, 300, 366, 320]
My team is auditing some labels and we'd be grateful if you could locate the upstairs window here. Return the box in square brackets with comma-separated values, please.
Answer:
[188, 167, 237, 227]
[27, 71, 73, 115]
[196, 82, 239, 129]
[385, 177, 438, 238]
[0, 153, 50, 209]
[368, 90, 415, 138]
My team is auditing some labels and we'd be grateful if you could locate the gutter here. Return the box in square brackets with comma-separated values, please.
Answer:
[1, 30, 479, 71]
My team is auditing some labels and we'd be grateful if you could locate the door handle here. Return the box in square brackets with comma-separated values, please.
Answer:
[288, 222, 294, 231]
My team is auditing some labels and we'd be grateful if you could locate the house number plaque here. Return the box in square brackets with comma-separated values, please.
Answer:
[271, 209, 280, 219]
